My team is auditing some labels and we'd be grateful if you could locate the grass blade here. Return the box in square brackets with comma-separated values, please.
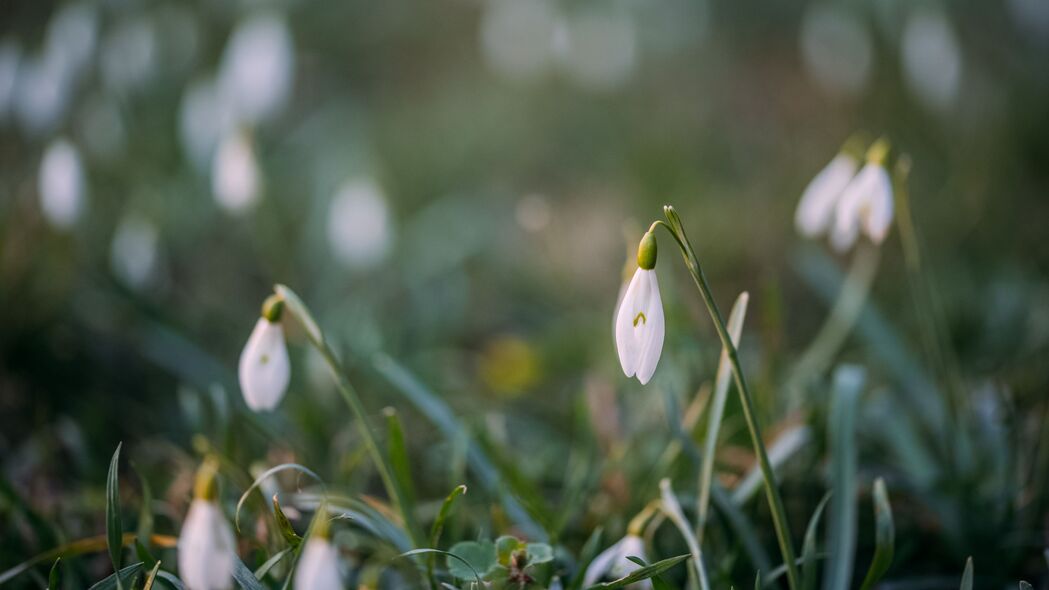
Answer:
[142, 562, 162, 590]
[568, 527, 604, 590]
[959, 557, 973, 590]
[105, 442, 124, 589]
[399, 548, 484, 589]
[858, 478, 895, 590]
[88, 562, 144, 590]
[385, 407, 423, 542]
[47, 558, 60, 590]
[697, 292, 749, 540]
[659, 479, 710, 590]
[273, 494, 303, 548]
[428, 484, 468, 587]
[823, 366, 864, 590]
[586, 554, 690, 590]
[232, 554, 266, 589]
[254, 547, 294, 580]
[801, 492, 832, 590]
[234, 463, 323, 532]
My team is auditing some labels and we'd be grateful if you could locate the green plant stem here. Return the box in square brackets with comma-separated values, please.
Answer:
[657, 207, 800, 590]
[276, 285, 423, 549]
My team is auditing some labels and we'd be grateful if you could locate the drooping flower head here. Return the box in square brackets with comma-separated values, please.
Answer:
[582, 534, 651, 589]
[294, 505, 342, 590]
[614, 230, 664, 385]
[794, 136, 866, 238]
[831, 138, 894, 251]
[239, 294, 291, 411]
[178, 457, 236, 590]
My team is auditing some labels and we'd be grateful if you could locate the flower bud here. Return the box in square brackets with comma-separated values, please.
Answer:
[636, 231, 657, 270]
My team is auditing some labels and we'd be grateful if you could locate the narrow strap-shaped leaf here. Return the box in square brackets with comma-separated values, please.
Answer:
[155, 571, 185, 590]
[385, 407, 423, 541]
[586, 554, 690, 590]
[88, 562, 144, 590]
[568, 527, 604, 590]
[142, 562, 162, 590]
[801, 493, 832, 590]
[428, 485, 468, 587]
[659, 479, 711, 590]
[858, 478, 894, 590]
[959, 557, 973, 590]
[823, 366, 865, 590]
[1019, 581, 1033, 590]
[234, 463, 323, 532]
[400, 548, 484, 589]
[254, 547, 294, 580]
[697, 292, 749, 538]
[105, 442, 124, 589]
[232, 554, 267, 590]
[273, 494, 302, 548]
[47, 558, 60, 590]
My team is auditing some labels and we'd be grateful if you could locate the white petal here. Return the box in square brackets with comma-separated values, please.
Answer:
[795, 154, 857, 237]
[583, 538, 626, 587]
[832, 163, 879, 252]
[38, 138, 85, 229]
[211, 131, 259, 214]
[861, 165, 894, 243]
[238, 319, 290, 411]
[614, 269, 645, 378]
[633, 272, 664, 385]
[293, 538, 342, 590]
[178, 500, 235, 590]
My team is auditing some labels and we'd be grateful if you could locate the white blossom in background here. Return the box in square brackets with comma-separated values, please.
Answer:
[179, 460, 236, 590]
[795, 153, 859, 238]
[1007, 0, 1049, 44]
[480, 0, 559, 82]
[614, 232, 664, 385]
[831, 157, 894, 252]
[0, 41, 20, 120]
[559, 10, 637, 92]
[800, 3, 873, 98]
[515, 194, 552, 233]
[44, 2, 98, 83]
[14, 53, 72, 136]
[238, 307, 290, 412]
[293, 537, 342, 590]
[179, 77, 236, 171]
[218, 13, 294, 124]
[901, 8, 963, 113]
[101, 16, 158, 95]
[211, 130, 260, 214]
[327, 179, 393, 270]
[38, 139, 86, 229]
[110, 214, 158, 289]
[582, 534, 651, 589]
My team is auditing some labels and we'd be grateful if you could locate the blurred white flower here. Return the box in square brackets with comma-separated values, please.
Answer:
[180, 77, 236, 171]
[44, 2, 98, 83]
[15, 53, 72, 135]
[795, 153, 859, 238]
[800, 4, 873, 98]
[1008, 0, 1049, 44]
[560, 10, 637, 92]
[211, 130, 260, 214]
[219, 13, 295, 124]
[178, 499, 236, 590]
[38, 139, 86, 229]
[901, 8, 963, 113]
[293, 537, 342, 590]
[480, 0, 559, 82]
[238, 315, 290, 412]
[110, 214, 158, 288]
[582, 534, 651, 589]
[327, 179, 393, 270]
[831, 160, 893, 251]
[615, 233, 664, 385]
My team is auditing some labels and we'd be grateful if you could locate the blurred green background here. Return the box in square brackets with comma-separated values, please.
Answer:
[2, 0, 1049, 586]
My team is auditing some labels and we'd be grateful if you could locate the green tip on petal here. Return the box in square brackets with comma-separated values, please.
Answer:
[866, 137, 891, 166]
[637, 231, 657, 270]
[311, 504, 332, 540]
[261, 294, 285, 323]
[193, 456, 221, 501]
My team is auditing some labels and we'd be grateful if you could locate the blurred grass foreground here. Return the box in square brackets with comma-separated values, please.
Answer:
[2, 0, 1049, 588]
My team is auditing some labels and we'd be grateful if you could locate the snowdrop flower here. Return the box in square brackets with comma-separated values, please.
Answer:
[614, 231, 664, 385]
[294, 507, 341, 590]
[38, 138, 85, 229]
[795, 149, 860, 238]
[583, 534, 651, 589]
[211, 129, 260, 214]
[238, 295, 290, 411]
[831, 139, 894, 252]
[179, 458, 236, 590]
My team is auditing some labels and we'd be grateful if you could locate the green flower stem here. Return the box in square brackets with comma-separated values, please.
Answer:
[655, 207, 800, 590]
[274, 285, 424, 549]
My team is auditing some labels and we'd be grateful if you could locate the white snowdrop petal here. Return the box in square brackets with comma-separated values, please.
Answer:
[212, 131, 260, 214]
[634, 272, 664, 385]
[795, 154, 857, 237]
[39, 139, 85, 229]
[293, 538, 342, 590]
[178, 500, 235, 590]
[614, 269, 645, 378]
[219, 13, 294, 124]
[238, 319, 290, 411]
[833, 163, 880, 251]
[862, 165, 894, 243]
[582, 538, 625, 587]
